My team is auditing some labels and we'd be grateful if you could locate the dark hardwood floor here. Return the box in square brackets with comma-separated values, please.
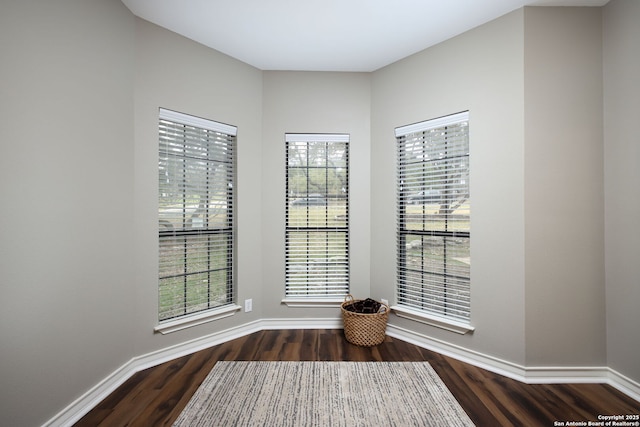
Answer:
[75, 329, 639, 426]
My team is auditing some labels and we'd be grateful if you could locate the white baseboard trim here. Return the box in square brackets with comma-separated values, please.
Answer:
[607, 368, 640, 403]
[385, 323, 528, 381]
[132, 320, 264, 374]
[524, 365, 610, 384]
[44, 318, 340, 427]
[386, 323, 640, 403]
[44, 318, 639, 426]
[42, 356, 139, 427]
[260, 317, 343, 330]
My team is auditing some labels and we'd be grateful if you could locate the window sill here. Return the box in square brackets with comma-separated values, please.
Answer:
[154, 304, 242, 335]
[281, 298, 345, 308]
[391, 305, 474, 335]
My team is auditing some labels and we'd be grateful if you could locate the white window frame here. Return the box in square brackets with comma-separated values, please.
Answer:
[394, 112, 474, 334]
[282, 133, 350, 307]
[155, 108, 240, 333]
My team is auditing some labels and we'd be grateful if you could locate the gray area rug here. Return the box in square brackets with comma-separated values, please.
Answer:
[173, 361, 475, 426]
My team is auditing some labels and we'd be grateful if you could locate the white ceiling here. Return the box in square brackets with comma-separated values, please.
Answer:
[121, 0, 609, 72]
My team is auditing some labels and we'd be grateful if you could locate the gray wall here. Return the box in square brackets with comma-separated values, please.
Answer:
[0, 3, 266, 425]
[523, 7, 606, 367]
[0, 1, 136, 425]
[1, 1, 638, 425]
[603, 0, 640, 383]
[371, 9, 528, 365]
[261, 71, 372, 318]
[132, 18, 264, 356]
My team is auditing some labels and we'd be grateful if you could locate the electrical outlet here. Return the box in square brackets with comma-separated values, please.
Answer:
[381, 298, 389, 306]
[244, 299, 252, 313]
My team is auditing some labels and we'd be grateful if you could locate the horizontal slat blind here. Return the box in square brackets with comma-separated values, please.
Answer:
[396, 112, 471, 322]
[158, 109, 236, 321]
[285, 134, 349, 298]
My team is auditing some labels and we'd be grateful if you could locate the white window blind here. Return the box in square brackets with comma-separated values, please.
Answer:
[285, 134, 349, 298]
[395, 112, 471, 322]
[158, 108, 236, 321]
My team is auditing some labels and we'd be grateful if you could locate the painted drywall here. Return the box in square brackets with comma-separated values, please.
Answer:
[523, 7, 606, 367]
[370, 10, 527, 365]
[603, 0, 640, 382]
[132, 18, 264, 355]
[261, 71, 372, 318]
[0, 1, 136, 425]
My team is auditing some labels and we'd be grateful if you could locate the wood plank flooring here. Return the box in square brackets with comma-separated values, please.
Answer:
[75, 329, 639, 426]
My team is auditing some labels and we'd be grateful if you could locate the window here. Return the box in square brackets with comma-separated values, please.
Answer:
[285, 134, 349, 301]
[395, 112, 471, 328]
[158, 108, 236, 323]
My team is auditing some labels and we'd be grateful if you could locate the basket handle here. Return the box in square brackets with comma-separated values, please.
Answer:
[344, 294, 354, 303]
[378, 304, 388, 314]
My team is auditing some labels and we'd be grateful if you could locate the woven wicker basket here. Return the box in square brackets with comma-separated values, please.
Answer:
[341, 295, 390, 347]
